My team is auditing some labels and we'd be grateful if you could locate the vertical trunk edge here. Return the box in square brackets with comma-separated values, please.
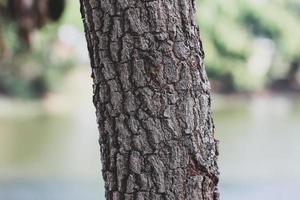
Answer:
[80, 0, 219, 199]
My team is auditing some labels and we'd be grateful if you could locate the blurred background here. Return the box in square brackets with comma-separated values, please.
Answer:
[0, 0, 300, 199]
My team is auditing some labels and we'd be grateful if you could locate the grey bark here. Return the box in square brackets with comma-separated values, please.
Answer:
[80, 0, 219, 199]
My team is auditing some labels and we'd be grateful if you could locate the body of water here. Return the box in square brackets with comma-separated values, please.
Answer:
[0, 69, 300, 200]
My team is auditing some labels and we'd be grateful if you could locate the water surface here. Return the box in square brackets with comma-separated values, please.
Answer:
[1, 69, 300, 199]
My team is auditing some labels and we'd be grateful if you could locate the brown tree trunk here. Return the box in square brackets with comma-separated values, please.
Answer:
[80, 0, 219, 199]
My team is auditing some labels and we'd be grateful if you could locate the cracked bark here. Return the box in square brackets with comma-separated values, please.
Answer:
[80, 0, 219, 199]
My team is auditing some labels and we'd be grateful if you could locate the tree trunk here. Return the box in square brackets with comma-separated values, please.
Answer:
[80, 0, 219, 199]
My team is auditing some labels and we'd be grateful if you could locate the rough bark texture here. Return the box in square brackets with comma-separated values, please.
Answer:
[80, 0, 219, 199]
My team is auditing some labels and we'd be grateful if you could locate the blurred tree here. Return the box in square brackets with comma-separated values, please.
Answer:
[7, 0, 65, 48]
[80, 0, 219, 199]
[0, 0, 7, 58]
[0, 0, 72, 98]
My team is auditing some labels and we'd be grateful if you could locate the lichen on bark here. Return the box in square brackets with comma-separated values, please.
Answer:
[80, 0, 219, 199]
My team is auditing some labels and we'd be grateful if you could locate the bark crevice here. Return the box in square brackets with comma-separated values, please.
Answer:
[80, 0, 219, 199]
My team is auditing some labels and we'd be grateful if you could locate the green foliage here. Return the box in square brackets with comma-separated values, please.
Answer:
[197, 0, 300, 92]
[1, 0, 299, 95]
[0, 1, 79, 98]
[0, 47, 73, 98]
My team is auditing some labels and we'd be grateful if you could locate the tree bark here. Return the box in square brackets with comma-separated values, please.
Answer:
[80, 0, 219, 199]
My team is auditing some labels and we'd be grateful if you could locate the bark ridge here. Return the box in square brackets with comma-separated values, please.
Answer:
[80, 0, 219, 199]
